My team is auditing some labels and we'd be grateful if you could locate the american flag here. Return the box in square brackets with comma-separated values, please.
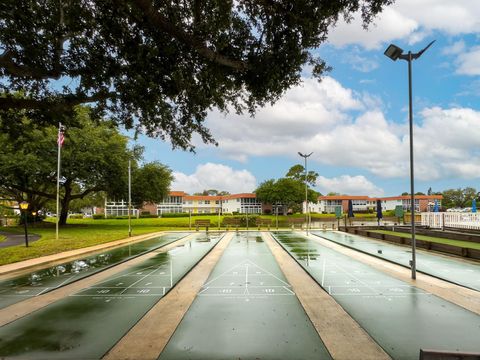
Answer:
[57, 126, 65, 147]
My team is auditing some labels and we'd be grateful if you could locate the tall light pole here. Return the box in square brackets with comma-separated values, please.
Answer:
[384, 40, 435, 280]
[19, 201, 29, 247]
[298, 152, 313, 235]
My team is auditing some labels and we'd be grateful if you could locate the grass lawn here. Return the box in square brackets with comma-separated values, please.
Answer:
[372, 230, 480, 250]
[0, 235, 5, 243]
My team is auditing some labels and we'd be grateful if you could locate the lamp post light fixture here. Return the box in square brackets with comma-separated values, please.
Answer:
[384, 40, 435, 280]
[298, 152, 313, 235]
[19, 201, 29, 247]
[32, 211, 37, 228]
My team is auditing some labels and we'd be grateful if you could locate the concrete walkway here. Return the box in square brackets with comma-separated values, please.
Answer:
[0, 231, 40, 248]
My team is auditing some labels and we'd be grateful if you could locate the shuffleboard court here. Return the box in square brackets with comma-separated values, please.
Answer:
[158, 232, 332, 360]
[0, 232, 190, 310]
[0, 233, 223, 359]
[312, 230, 480, 291]
[272, 231, 480, 359]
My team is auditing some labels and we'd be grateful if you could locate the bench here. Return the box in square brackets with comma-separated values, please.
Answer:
[222, 217, 241, 231]
[287, 217, 305, 229]
[256, 218, 272, 230]
[419, 349, 480, 360]
[194, 219, 211, 232]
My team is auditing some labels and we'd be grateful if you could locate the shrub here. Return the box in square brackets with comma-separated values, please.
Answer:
[139, 214, 158, 218]
[92, 214, 104, 219]
[69, 214, 84, 219]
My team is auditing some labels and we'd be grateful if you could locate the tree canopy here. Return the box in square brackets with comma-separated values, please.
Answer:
[0, 0, 393, 150]
[442, 187, 477, 209]
[286, 164, 319, 186]
[255, 177, 318, 215]
[0, 107, 172, 224]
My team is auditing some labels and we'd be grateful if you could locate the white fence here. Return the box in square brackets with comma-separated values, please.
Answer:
[421, 212, 480, 230]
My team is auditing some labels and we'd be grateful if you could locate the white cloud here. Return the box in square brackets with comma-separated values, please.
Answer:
[316, 175, 385, 196]
[328, 7, 418, 50]
[202, 74, 480, 183]
[456, 47, 480, 75]
[414, 107, 480, 180]
[342, 51, 379, 72]
[172, 163, 257, 194]
[327, 1, 480, 50]
[442, 40, 466, 55]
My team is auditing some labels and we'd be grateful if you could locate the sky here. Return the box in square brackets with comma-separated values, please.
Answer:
[133, 0, 480, 197]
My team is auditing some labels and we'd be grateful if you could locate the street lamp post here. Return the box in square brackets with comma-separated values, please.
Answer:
[384, 40, 435, 280]
[298, 152, 313, 235]
[19, 201, 29, 247]
[32, 211, 37, 228]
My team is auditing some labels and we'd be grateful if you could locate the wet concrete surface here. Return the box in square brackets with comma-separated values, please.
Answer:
[0, 233, 190, 310]
[313, 231, 480, 291]
[0, 233, 223, 359]
[159, 232, 331, 360]
[273, 232, 480, 360]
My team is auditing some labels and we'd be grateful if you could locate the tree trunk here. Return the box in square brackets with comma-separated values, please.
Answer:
[59, 183, 72, 226]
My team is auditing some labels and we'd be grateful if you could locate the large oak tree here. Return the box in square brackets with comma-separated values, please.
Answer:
[0, 107, 172, 225]
[0, 0, 393, 150]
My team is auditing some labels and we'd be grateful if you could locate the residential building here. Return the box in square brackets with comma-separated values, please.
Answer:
[157, 192, 261, 215]
[307, 194, 443, 214]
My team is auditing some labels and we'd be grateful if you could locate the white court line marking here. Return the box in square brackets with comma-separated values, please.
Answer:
[88, 286, 169, 289]
[282, 286, 295, 295]
[36, 287, 52, 296]
[331, 293, 430, 297]
[197, 293, 294, 297]
[118, 267, 161, 295]
[54, 274, 78, 288]
[330, 261, 382, 296]
[321, 257, 326, 287]
[203, 260, 290, 288]
[202, 285, 290, 288]
[244, 263, 250, 295]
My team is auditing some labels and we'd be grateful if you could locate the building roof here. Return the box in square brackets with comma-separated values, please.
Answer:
[318, 195, 370, 201]
[318, 194, 443, 201]
[169, 191, 257, 201]
[169, 191, 187, 197]
[184, 195, 222, 201]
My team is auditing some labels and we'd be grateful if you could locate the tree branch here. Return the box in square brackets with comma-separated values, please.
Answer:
[0, 51, 63, 80]
[0, 92, 116, 111]
[130, 0, 248, 71]
[69, 186, 103, 200]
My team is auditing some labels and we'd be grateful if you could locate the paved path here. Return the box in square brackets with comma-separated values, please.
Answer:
[0, 231, 40, 248]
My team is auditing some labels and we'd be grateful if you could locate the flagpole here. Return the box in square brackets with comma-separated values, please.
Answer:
[128, 159, 132, 237]
[56, 122, 62, 241]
